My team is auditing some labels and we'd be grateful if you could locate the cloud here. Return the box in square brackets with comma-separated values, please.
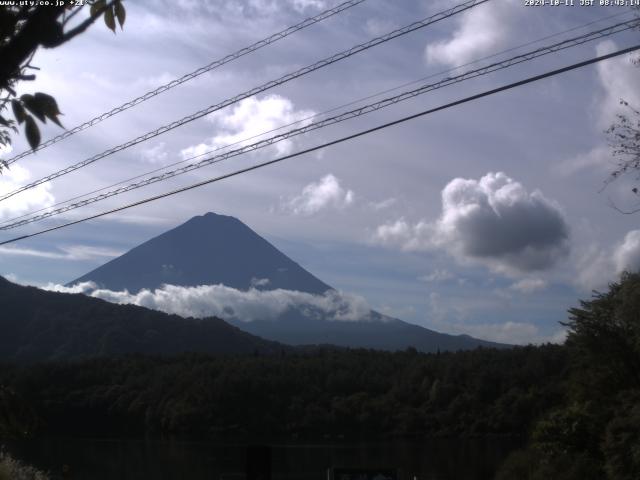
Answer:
[613, 229, 640, 274]
[374, 172, 569, 273]
[369, 197, 397, 211]
[509, 278, 547, 294]
[45, 283, 373, 323]
[0, 165, 55, 221]
[283, 174, 354, 215]
[426, 290, 565, 344]
[250, 277, 271, 288]
[575, 230, 640, 291]
[247, 0, 326, 14]
[139, 142, 169, 164]
[289, 0, 326, 11]
[0, 245, 123, 261]
[181, 95, 315, 159]
[418, 269, 454, 283]
[43, 281, 98, 294]
[595, 40, 640, 129]
[425, 0, 517, 67]
[461, 321, 565, 345]
[553, 145, 612, 177]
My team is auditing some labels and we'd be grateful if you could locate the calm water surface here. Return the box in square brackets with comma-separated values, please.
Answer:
[6, 437, 519, 480]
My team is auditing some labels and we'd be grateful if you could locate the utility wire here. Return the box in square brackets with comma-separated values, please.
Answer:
[0, 0, 489, 204]
[2, 18, 637, 231]
[3, 0, 368, 166]
[2, 9, 632, 229]
[1, 44, 637, 247]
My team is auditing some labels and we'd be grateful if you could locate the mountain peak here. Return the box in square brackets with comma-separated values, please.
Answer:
[69, 213, 332, 294]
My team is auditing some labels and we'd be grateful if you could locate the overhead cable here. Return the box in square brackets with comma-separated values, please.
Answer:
[3, 0, 368, 166]
[3, 8, 631, 229]
[2, 18, 637, 230]
[0, 0, 489, 203]
[1, 43, 637, 246]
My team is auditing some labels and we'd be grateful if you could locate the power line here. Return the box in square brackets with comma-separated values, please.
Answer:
[2, 9, 632, 229]
[1, 44, 637, 247]
[3, 0, 368, 166]
[2, 17, 637, 230]
[2, 17, 637, 231]
[0, 0, 489, 204]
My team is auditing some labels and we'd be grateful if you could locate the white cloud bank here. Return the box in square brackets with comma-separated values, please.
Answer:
[44, 282, 373, 323]
[181, 94, 315, 159]
[283, 174, 354, 215]
[374, 172, 569, 274]
[425, 0, 518, 67]
[0, 164, 55, 220]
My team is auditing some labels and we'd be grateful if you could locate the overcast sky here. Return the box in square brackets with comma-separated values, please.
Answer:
[1, 0, 639, 344]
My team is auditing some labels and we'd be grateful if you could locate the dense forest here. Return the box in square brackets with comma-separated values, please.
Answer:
[496, 272, 640, 479]
[0, 273, 639, 479]
[0, 345, 567, 440]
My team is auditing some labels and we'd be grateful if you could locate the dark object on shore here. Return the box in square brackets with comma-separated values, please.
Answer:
[246, 445, 271, 480]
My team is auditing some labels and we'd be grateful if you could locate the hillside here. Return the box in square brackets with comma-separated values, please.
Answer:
[0, 276, 282, 363]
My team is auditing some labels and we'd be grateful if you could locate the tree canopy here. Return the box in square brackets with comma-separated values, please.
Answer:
[0, 0, 125, 163]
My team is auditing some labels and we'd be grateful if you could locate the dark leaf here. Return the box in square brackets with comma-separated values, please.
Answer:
[24, 115, 41, 150]
[115, 1, 126, 29]
[21, 94, 46, 123]
[90, 0, 106, 17]
[104, 5, 116, 33]
[34, 92, 64, 128]
[0, 115, 10, 128]
[11, 100, 26, 124]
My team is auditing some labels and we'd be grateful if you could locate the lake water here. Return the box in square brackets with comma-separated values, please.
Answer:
[5, 437, 519, 479]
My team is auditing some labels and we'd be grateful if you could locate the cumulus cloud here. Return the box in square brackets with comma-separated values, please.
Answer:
[283, 174, 354, 215]
[425, 0, 518, 67]
[181, 95, 315, 159]
[44, 283, 373, 323]
[0, 164, 55, 221]
[374, 172, 569, 273]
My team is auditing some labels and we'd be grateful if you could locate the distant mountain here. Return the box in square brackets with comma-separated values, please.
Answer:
[69, 212, 509, 353]
[70, 212, 331, 294]
[229, 311, 506, 352]
[0, 276, 282, 363]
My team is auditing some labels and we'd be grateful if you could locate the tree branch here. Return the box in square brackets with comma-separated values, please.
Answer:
[606, 195, 640, 215]
[59, 0, 117, 44]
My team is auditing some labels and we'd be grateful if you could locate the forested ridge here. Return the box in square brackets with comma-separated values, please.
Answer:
[0, 276, 284, 362]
